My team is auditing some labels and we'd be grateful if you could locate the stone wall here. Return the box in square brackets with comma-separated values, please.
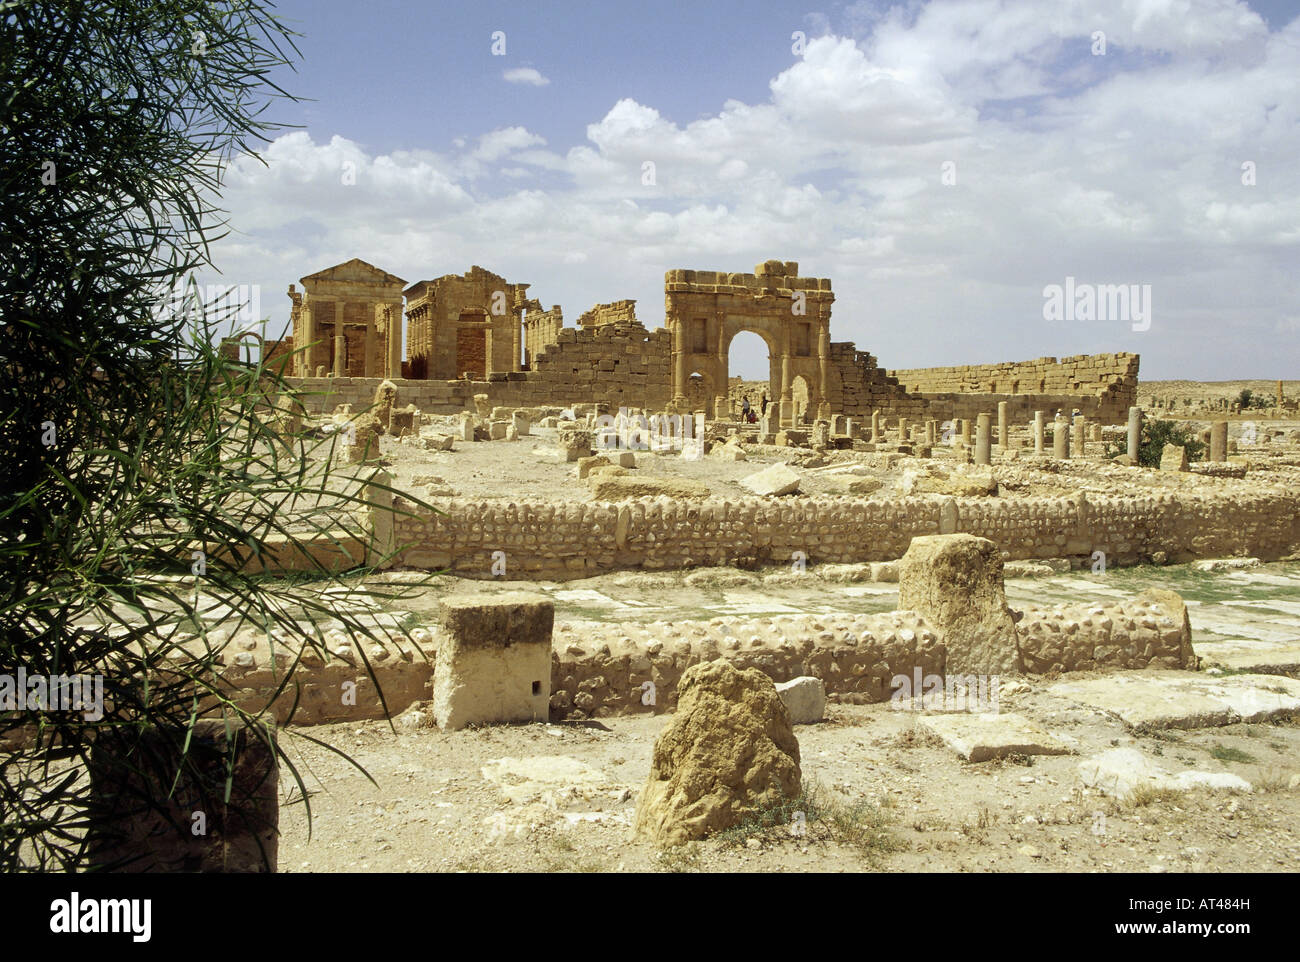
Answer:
[523, 305, 563, 369]
[889, 353, 1140, 424]
[577, 299, 637, 329]
[287, 320, 674, 414]
[220, 593, 1193, 726]
[385, 490, 1300, 579]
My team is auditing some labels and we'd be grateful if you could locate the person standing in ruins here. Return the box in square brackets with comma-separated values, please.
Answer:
[760, 392, 768, 417]
[742, 395, 751, 420]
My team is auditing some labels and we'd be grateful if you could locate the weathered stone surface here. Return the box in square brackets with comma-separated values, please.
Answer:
[635, 660, 801, 847]
[346, 412, 383, 463]
[898, 534, 1023, 676]
[1160, 443, 1189, 472]
[576, 454, 610, 479]
[918, 712, 1068, 763]
[587, 475, 711, 501]
[827, 475, 883, 496]
[775, 676, 826, 724]
[1078, 747, 1252, 798]
[1049, 671, 1300, 730]
[434, 592, 553, 731]
[740, 463, 801, 496]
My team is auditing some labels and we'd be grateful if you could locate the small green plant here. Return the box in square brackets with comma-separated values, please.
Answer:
[1209, 744, 1256, 764]
[714, 784, 902, 866]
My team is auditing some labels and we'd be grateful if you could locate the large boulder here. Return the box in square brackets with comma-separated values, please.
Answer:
[634, 660, 801, 848]
[898, 534, 1024, 676]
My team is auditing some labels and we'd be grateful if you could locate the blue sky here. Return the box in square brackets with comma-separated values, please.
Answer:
[207, 0, 1300, 380]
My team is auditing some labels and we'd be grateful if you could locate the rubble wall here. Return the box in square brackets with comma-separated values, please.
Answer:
[387, 491, 1300, 578]
[286, 320, 673, 414]
[889, 353, 1140, 424]
[220, 596, 1193, 726]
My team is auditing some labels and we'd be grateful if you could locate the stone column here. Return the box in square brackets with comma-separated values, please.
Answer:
[1073, 415, 1086, 455]
[1034, 411, 1044, 455]
[816, 318, 830, 421]
[513, 309, 522, 373]
[300, 305, 315, 377]
[1053, 413, 1069, 459]
[961, 418, 973, 447]
[1278, 380, 1285, 407]
[870, 410, 881, 443]
[1210, 420, 1227, 462]
[672, 310, 687, 405]
[779, 328, 793, 428]
[333, 334, 346, 377]
[1127, 406, 1142, 462]
[926, 419, 937, 445]
[997, 401, 1008, 451]
[712, 312, 727, 420]
[897, 417, 908, 444]
[387, 303, 403, 379]
[974, 413, 991, 465]
[363, 301, 375, 378]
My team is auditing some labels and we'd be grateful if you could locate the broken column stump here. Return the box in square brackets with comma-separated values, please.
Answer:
[87, 719, 279, 872]
[898, 533, 1024, 676]
[434, 592, 554, 730]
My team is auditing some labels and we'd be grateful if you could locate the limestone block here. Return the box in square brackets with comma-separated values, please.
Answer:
[587, 475, 710, 500]
[576, 455, 611, 479]
[489, 420, 509, 440]
[918, 712, 1068, 763]
[898, 534, 1023, 676]
[512, 412, 531, 437]
[614, 450, 637, 468]
[776, 676, 826, 724]
[634, 660, 800, 847]
[434, 592, 554, 731]
[1159, 443, 1188, 472]
[456, 413, 476, 441]
[740, 463, 801, 496]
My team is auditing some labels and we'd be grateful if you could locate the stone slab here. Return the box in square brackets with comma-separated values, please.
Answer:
[918, 712, 1069, 763]
[1049, 671, 1300, 730]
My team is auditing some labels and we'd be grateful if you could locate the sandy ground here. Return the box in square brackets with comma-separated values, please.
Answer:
[275, 683, 1300, 874]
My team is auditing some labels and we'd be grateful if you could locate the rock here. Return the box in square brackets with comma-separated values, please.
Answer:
[775, 676, 826, 724]
[918, 712, 1069, 763]
[898, 534, 1023, 676]
[1050, 671, 1300, 731]
[1191, 558, 1261, 572]
[423, 434, 454, 451]
[828, 475, 883, 496]
[346, 412, 383, 463]
[587, 475, 711, 501]
[710, 445, 747, 462]
[613, 450, 637, 468]
[576, 455, 611, 479]
[1159, 443, 1188, 472]
[740, 463, 801, 497]
[634, 660, 801, 847]
[1078, 747, 1254, 798]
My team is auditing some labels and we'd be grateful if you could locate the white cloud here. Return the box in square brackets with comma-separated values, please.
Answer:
[503, 67, 550, 86]
[208, 1, 1300, 379]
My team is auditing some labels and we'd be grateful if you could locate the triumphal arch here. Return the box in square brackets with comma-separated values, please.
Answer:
[664, 259, 835, 424]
